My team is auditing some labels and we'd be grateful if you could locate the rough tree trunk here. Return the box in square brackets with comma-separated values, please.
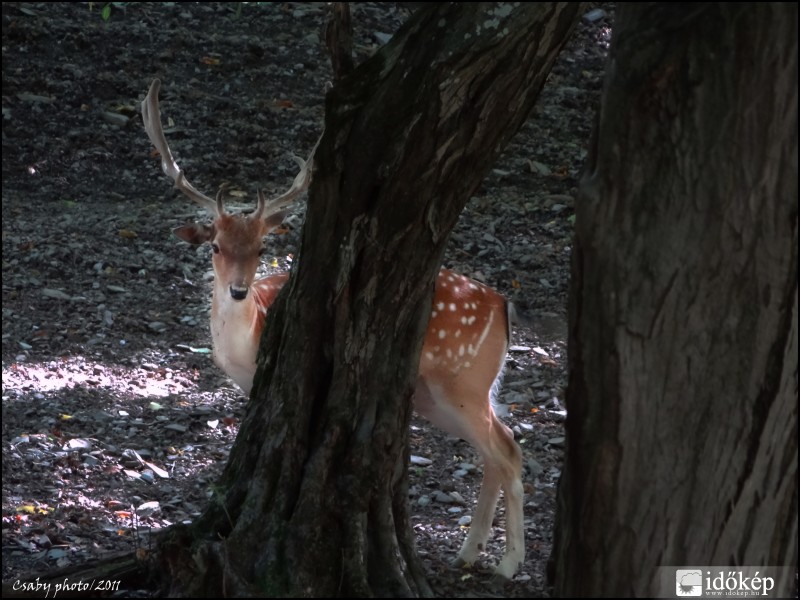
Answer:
[157, 4, 584, 597]
[551, 3, 797, 597]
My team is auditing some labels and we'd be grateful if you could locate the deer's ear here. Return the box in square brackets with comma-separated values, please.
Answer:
[173, 223, 214, 245]
[263, 210, 289, 232]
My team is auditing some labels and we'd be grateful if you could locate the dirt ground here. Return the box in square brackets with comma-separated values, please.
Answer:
[1, 3, 611, 597]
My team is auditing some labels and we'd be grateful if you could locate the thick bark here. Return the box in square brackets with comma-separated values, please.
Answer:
[158, 4, 584, 598]
[551, 3, 797, 597]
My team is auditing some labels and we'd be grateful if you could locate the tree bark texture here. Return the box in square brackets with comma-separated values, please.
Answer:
[158, 3, 584, 597]
[552, 3, 797, 597]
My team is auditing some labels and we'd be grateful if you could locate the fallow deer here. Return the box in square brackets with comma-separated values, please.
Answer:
[142, 79, 524, 578]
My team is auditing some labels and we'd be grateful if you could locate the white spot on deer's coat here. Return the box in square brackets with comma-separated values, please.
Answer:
[449, 303, 457, 312]
[438, 330, 446, 339]
[437, 302, 445, 311]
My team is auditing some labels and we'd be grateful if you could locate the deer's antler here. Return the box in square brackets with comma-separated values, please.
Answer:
[142, 79, 220, 216]
[255, 132, 322, 221]
[143, 79, 322, 219]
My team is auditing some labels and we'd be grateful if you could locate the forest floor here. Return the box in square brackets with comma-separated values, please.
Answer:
[1, 3, 611, 597]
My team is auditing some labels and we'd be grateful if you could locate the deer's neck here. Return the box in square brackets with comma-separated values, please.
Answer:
[209, 273, 289, 394]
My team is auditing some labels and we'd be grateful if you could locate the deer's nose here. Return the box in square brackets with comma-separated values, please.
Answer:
[229, 285, 248, 301]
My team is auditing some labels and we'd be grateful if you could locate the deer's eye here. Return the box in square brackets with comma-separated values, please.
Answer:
[211, 243, 220, 254]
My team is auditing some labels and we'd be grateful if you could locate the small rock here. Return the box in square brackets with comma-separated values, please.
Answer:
[42, 288, 72, 301]
[527, 458, 544, 477]
[102, 111, 129, 127]
[137, 501, 160, 517]
[433, 490, 455, 504]
[529, 160, 551, 175]
[583, 8, 607, 23]
[509, 345, 531, 353]
[164, 423, 188, 433]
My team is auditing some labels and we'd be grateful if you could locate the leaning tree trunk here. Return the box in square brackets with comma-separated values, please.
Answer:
[551, 3, 797, 597]
[156, 3, 583, 597]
